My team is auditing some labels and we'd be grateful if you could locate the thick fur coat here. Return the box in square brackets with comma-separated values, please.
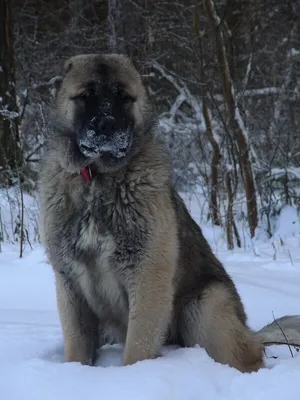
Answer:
[39, 53, 300, 373]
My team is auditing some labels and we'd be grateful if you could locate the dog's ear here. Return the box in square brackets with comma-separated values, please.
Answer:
[48, 76, 63, 98]
[64, 58, 73, 74]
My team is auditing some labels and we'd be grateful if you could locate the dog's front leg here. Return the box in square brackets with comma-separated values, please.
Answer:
[123, 257, 175, 366]
[54, 271, 98, 365]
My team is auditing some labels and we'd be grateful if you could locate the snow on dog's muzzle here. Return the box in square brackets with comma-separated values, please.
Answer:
[78, 128, 132, 159]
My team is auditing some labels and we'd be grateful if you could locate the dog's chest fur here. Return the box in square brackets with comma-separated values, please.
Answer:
[72, 210, 128, 333]
[43, 171, 149, 332]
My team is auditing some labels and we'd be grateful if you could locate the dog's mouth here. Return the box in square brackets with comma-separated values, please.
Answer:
[77, 129, 132, 160]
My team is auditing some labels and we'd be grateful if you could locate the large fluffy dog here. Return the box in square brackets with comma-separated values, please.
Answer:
[39, 53, 300, 373]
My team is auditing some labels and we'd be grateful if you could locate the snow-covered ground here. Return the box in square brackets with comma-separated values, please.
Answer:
[1, 194, 300, 399]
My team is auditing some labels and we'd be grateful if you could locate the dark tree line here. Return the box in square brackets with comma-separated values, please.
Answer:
[1, 0, 300, 246]
[0, 0, 22, 186]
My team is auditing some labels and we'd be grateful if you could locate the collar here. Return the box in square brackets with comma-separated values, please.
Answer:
[80, 165, 92, 184]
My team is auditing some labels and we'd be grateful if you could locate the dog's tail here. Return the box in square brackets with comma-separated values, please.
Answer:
[255, 315, 300, 348]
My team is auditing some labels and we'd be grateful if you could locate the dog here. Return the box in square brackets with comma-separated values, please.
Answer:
[39, 53, 300, 372]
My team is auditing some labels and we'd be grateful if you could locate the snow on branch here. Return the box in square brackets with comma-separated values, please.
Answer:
[244, 87, 281, 97]
[266, 167, 300, 181]
[0, 109, 19, 120]
[151, 61, 204, 128]
[288, 48, 300, 58]
[213, 87, 299, 102]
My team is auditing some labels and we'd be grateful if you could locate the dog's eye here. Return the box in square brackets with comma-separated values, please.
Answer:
[71, 90, 94, 102]
[119, 90, 136, 103]
[79, 91, 94, 101]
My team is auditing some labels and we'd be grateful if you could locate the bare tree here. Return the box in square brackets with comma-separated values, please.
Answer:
[0, 0, 22, 186]
[108, 0, 126, 53]
[107, 0, 149, 69]
[204, 0, 258, 238]
[193, 2, 221, 226]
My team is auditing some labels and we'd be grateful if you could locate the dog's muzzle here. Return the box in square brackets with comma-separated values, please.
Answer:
[78, 127, 131, 159]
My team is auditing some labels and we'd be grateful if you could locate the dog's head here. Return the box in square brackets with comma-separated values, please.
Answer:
[52, 54, 152, 173]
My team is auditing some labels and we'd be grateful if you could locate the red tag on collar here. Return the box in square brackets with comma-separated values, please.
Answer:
[80, 166, 92, 184]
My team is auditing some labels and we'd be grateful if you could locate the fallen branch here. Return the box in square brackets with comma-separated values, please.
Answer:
[272, 311, 294, 358]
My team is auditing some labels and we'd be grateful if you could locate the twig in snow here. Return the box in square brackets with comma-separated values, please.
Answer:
[272, 311, 294, 358]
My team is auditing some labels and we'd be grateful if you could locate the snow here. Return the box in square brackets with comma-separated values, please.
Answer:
[0, 109, 19, 120]
[289, 48, 300, 58]
[1, 194, 300, 399]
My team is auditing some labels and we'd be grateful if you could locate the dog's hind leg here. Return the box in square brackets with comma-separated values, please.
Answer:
[178, 282, 264, 373]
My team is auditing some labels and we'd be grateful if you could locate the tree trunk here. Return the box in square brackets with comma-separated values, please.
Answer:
[225, 171, 234, 250]
[204, 0, 258, 238]
[107, 0, 148, 67]
[202, 99, 221, 226]
[0, 0, 22, 186]
[193, 2, 221, 226]
[108, 0, 126, 54]
[225, 169, 241, 249]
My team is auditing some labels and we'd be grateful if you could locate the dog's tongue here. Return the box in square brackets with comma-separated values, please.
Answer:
[80, 166, 92, 184]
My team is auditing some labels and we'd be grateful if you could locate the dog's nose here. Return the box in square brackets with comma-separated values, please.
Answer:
[97, 116, 116, 136]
